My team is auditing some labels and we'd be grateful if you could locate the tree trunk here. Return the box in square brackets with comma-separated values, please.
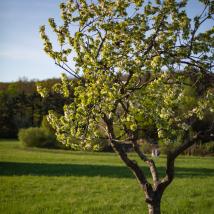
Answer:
[148, 201, 161, 214]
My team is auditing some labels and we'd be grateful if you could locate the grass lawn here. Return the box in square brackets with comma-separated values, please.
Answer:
[0, 140, 213, 214]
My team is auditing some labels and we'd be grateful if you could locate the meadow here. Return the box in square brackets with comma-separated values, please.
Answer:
[0, 140, 213, 214]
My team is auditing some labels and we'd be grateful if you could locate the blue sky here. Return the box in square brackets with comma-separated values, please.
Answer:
[0, 0, 63, 82]
[0, 0, 213, 82]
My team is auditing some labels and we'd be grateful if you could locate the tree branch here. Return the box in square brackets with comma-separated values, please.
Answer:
[158, 132, 198, 193]
[132, 141, 160, 188]
[55, 62, 81, 79]
[96, 30, 107, 59]
[103, 114, 154, 201]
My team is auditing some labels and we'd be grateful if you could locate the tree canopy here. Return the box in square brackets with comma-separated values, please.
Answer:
[39, 0, 214, 148]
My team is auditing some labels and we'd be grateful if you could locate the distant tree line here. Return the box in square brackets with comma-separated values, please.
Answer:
[0, 79, 68, 138]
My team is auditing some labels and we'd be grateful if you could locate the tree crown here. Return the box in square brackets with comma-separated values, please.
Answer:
[38, 0, 214, 150]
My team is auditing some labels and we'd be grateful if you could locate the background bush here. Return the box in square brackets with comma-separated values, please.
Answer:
[18, 127, 58, 148]
[140, 140, 214, 156]
[183, 143, 214, 156]
[140, 140, 153, 154]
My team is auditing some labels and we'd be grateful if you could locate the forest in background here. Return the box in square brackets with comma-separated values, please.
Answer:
[0, 79, 67, 138]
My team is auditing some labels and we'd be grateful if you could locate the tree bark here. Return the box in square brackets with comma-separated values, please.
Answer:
[148, 201, 161, 214]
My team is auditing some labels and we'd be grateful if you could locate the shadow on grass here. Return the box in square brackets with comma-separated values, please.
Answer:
[0, 162, 213, 178]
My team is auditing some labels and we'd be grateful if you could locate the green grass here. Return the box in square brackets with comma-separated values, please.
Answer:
[0, 140, 213, 214]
